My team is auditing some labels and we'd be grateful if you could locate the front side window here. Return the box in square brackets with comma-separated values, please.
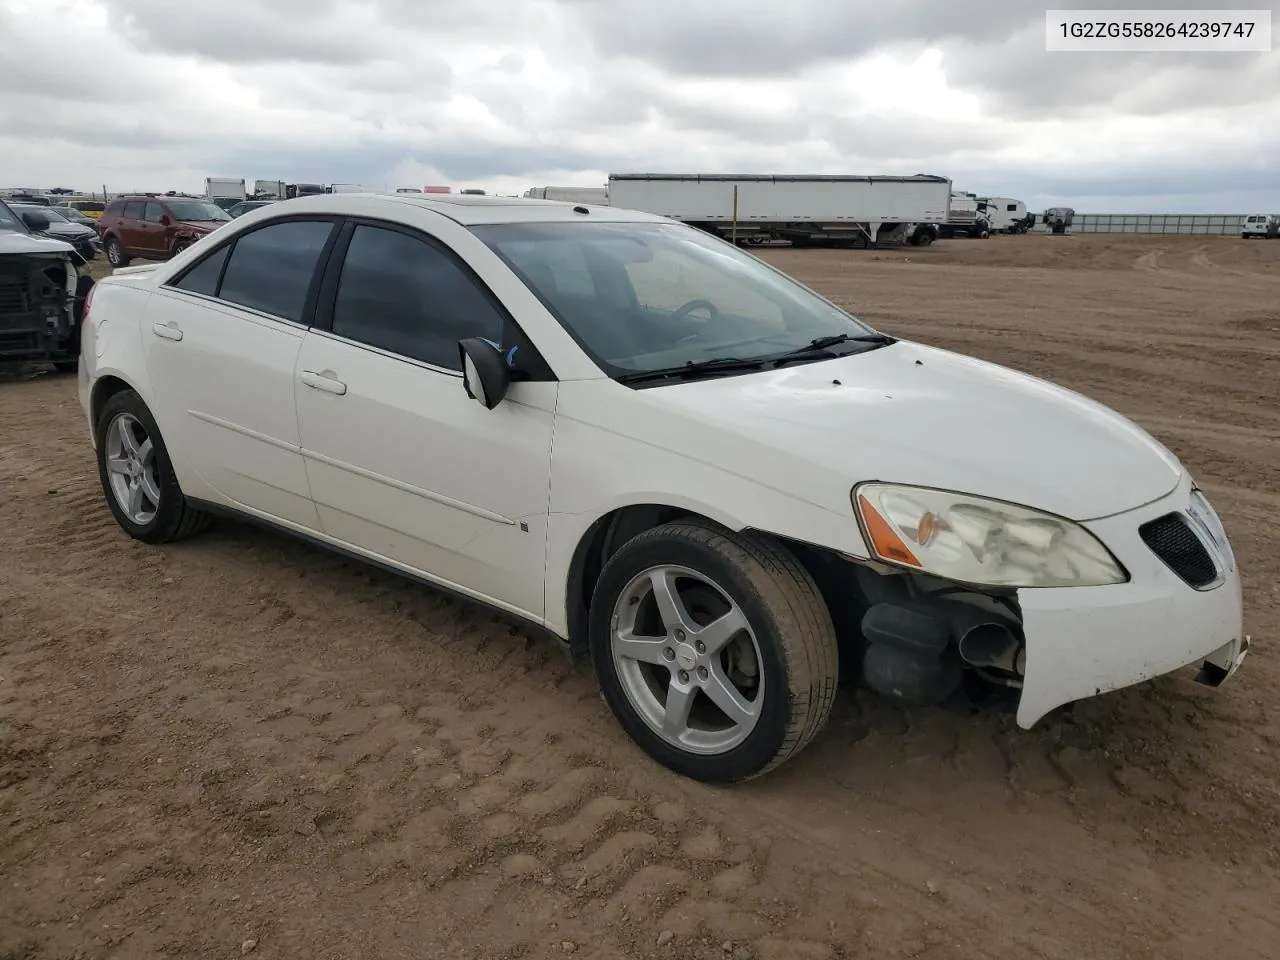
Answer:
[471, 220, 879, 376]
[166, 200, 232, 222]
[329, 224, 505, 370]
[217, 220, 335, 322]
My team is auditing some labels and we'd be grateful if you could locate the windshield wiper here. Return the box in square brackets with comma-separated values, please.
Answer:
[615, 356, 768, 385]
[771, 332, 896, 364]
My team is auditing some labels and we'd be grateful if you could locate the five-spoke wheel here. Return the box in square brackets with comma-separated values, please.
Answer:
[590, 519, 840, 783]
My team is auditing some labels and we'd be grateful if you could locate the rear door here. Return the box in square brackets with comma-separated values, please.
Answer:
[143, 215, 341, 529]
[138, 201, 167, 257]
[116, 200, 146, 252]
[293, 215, 557, 619]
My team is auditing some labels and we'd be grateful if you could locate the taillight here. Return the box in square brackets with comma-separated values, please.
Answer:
[82, 282, 96, 324]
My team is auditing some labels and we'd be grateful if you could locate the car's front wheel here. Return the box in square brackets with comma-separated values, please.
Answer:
[104, 236, 131, 268]
[589, 519, 839, 783]
[95, 389, 209, 543]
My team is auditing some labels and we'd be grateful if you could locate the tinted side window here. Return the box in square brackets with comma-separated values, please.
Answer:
[330, 225, 504, 370]
[171, 244, 230, 297]
[122, 201, 144, 220]
[144, 202, 164, 222]
[218, 220, 335, 323]
[103, 200, 125, 217]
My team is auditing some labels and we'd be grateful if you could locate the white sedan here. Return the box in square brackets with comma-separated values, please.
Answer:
[77, 192, 1249, 783]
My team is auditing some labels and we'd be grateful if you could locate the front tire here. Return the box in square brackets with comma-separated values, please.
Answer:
[105, 236, 131, 268]
[588, 520, 839, 783]
[95, 389, 209, 543]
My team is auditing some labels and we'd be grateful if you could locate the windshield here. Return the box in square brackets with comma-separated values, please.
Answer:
[470, 220, 878, 375]
[166, 200, 231, 222]
[0, 200, 24, 232]
[18, 205, 68, 222]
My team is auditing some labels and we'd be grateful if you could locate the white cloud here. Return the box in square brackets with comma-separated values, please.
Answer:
[1, 0, 1277, 211]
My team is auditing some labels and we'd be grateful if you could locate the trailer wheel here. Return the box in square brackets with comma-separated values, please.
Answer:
[915, 230, 934, 247]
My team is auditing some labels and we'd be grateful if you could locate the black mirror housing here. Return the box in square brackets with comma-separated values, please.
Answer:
[458, 337, 512, 410]
[22, 212, 51, 231]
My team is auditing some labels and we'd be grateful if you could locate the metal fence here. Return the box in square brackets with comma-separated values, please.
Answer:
[1030, 213, 1247, 235]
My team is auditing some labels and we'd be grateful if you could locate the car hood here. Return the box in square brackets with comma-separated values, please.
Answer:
[43, 222, 95, 238]
[623, 340, 1183, 522]
[178, 220, 222, 232]
[0, 231, 76, 256]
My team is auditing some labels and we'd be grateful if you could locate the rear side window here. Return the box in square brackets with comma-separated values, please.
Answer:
[122, 201, 144, 220]
[217, 220, 335, 323]
[144, 202, 164, 222]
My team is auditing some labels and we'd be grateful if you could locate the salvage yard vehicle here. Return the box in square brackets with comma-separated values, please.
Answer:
[11, 202, 101, 260]
[1240, 214, 1278, 239]
[1, 198, 94, 373]
[97, 194, 232, 267]
[76, 193, 1249, 783]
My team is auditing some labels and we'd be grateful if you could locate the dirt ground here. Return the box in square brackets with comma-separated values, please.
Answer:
[2, 233, 1278, 960]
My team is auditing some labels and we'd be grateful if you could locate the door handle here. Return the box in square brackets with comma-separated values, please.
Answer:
[300, 369, 347, 396]
[151, 321, 183, 341]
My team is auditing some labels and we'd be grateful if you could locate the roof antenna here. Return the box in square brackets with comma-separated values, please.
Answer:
[572, 205, 590, 215]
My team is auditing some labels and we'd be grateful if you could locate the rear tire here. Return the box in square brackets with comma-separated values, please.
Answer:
[588, 519, 840, 783]
[95, 389, 209, 544]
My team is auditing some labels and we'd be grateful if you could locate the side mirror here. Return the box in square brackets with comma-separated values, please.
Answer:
[458, 337, 511, 409]
[22, 211, 50, 231]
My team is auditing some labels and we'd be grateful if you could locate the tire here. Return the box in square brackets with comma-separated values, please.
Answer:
[105, 236, 131, 268]
[916, 230, 934, 247]
[588, 519, 839, 783]
[94, 389, 210, 544]
[171, 240, 191, 258]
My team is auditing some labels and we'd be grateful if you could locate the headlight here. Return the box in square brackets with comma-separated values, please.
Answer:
[852, 482, 1127, 588]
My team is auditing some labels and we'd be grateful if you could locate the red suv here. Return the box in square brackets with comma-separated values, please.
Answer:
[98, 194, 232, 267]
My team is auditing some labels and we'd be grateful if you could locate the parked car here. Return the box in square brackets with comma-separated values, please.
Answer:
[1240, 214, 1278, 239]
[66, 199, 106, 220]
[97, 194, 232, 267]
[11, 203, 100, 259]
[50, 205, 99, 228]
[77, 193, 1248, 783]
[226, 199, 277, 218]
[0, 198, 94, 373]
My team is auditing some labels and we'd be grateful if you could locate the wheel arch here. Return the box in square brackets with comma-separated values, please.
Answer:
[560, 499, 858, 658]
[90, 372, 146, 437]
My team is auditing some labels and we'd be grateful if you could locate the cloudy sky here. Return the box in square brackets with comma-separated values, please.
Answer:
[2, 0, 1277, 212]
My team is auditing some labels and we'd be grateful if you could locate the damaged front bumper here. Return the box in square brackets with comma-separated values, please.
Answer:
[1015, 470, 1248, 727]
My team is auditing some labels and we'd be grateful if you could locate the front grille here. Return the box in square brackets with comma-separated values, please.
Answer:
[0, 277, 30, 313]
[1139, 513, 1218, 588]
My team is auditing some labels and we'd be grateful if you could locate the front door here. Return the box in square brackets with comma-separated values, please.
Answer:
[143, 217, 339, 530]
[294, 218, 556, 620]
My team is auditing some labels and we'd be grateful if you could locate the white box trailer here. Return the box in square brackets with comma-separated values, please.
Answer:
[524, 185, 609, 204]
[205, 177, 246, 201]
[606, 173, 952, 247]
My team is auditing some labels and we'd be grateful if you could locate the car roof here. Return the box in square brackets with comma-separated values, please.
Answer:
[271, 191, 667, 226]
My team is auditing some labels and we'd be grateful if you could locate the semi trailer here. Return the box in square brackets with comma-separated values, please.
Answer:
[523, 186, 610, 204]
[605, 173, 952, 247]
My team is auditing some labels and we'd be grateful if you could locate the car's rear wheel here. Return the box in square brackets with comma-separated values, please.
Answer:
[589, 519, 839, 783]
[95, 389, 209, 543]
[105, 236, 131, 268]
